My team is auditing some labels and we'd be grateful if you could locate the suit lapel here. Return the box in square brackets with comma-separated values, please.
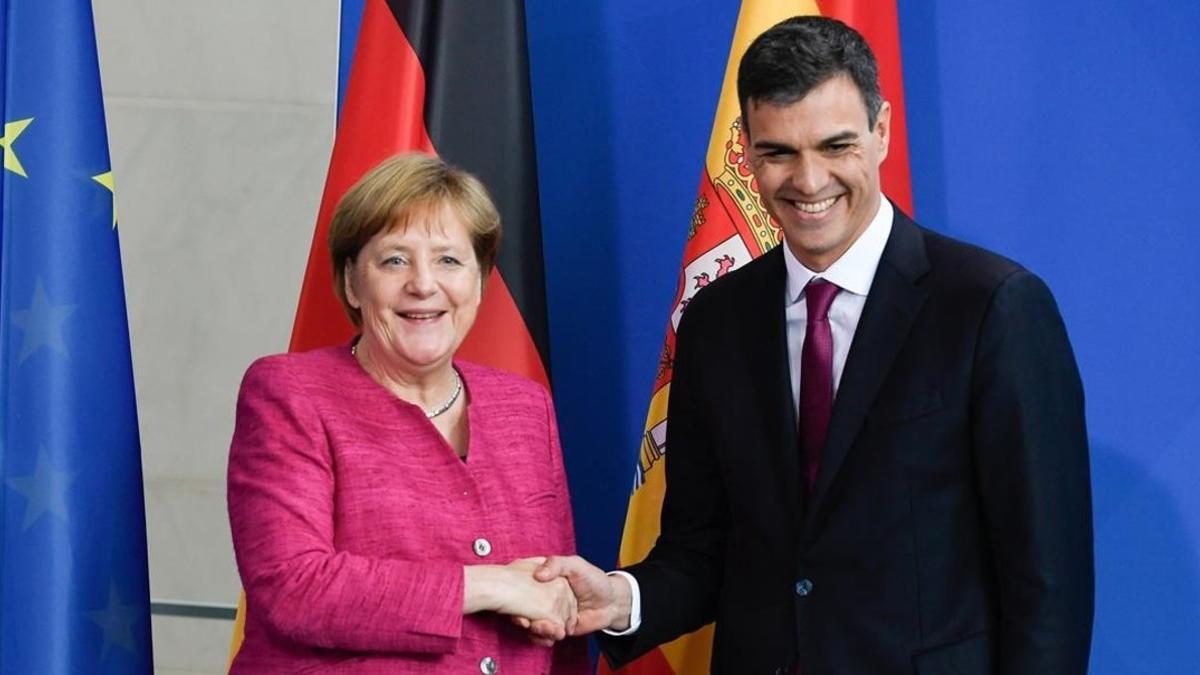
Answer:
[804, 210, 931, 530]
[741, 248, 804, 528]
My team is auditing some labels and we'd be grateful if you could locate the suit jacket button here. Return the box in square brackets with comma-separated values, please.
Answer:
[795, 578, 813, 596]
[479, 655, 498, 674]
[473, 538, 492, 557]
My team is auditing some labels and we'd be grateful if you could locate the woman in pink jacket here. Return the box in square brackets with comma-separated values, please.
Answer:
[227, 153, 589, 673]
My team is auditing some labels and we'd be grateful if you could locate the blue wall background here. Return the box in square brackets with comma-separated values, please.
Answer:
[341, 1, 1200, 671]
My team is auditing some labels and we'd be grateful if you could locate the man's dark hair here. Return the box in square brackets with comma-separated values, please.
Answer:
[737, 16, 882, 135]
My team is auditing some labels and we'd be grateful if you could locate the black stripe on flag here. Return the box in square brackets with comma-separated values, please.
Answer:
[384, 0, 551, 372]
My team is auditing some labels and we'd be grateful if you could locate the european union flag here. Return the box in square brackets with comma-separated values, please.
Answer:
[1, 0, 153, 672]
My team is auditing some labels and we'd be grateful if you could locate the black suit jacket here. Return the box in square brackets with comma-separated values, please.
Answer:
[602, 208, 1093, 674]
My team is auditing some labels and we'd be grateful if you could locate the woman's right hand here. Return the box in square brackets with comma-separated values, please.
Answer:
[499, 558, 578, 639]
[463, 558, 578, 639]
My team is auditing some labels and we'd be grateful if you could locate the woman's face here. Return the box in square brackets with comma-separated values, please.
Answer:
[346, 202, 482, 375]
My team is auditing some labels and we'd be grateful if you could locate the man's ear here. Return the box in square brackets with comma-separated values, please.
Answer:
[874, 100, 892, 163]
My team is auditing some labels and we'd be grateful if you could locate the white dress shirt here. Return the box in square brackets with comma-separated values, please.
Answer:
[607, 199, 894, 636]
[784, 198, 892, 411]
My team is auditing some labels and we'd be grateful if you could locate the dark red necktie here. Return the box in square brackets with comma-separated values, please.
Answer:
[799, 279, 841, 489]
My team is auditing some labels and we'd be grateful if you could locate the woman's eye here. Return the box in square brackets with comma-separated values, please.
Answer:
[439, 256, 462, 266]
[383, 256, 407, 266]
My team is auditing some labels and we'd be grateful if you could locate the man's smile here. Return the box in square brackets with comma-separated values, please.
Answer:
[781, 194, 841, 217]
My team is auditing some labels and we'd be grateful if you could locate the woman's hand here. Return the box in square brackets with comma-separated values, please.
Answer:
[498, 558, 579, 639]
[463, 557, 578, 642]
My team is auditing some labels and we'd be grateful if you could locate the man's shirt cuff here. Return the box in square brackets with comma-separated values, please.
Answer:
[600, 570, 641, 636]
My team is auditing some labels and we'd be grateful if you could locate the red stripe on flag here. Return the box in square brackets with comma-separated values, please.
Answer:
[817, 0, 913, 213]
[290, 0, 434, 353]
[597, 643, 675, 675]
[458, 270, 549, 387]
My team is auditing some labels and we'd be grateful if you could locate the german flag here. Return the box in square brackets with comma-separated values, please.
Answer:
[606, 1, 912, 673]
[229, 0, 549, 662]
[289, 0, 550, 386]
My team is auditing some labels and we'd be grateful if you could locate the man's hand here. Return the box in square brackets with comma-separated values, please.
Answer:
[533, 555, 633, 636]
[464, 557, 578, 645]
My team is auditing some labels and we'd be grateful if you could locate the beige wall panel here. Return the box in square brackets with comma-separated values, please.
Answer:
[93, 0, 340, 670]
[106, 100, 333, 484]
[151, 614, 236, 674]
[96, 0, 336, 105]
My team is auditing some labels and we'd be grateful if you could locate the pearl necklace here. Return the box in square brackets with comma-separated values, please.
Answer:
[352, 343, 464, 419]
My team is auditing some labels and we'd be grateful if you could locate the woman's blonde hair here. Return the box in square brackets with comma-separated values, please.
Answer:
[328, 153, 501, 327]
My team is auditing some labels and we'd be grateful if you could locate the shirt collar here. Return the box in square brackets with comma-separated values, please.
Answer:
[784, 197, 893, 303]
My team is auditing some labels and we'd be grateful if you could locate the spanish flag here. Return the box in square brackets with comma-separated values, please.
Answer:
[605, 1, 912, 673]
[229, 0, 550, 663]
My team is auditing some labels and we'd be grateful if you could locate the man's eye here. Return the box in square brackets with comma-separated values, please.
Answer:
[825, 143, 851, 153]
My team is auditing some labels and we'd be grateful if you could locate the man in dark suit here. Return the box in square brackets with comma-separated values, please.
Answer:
[536, 16, 1093, 674]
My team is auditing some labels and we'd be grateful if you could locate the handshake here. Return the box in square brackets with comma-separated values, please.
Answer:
[464, 555, 634, 645]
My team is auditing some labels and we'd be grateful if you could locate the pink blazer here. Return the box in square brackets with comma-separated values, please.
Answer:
[227, 345, 589, 674]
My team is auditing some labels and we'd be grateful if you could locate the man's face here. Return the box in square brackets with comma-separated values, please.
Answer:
[746, 74, 890, 272]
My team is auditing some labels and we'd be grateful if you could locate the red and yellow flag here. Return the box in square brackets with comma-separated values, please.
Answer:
[605, 2, 912, 673]
[228, 0, 550, 666]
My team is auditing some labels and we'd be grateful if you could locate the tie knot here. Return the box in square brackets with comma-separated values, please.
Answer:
[805, 279, 840, 320]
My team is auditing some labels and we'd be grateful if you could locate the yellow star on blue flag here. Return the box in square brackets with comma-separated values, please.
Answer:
[10, 278, 78, 363]
[2, 117, 34, 177]
[86, 584, 142, 660]
[92, 170, 117, 227]
[5, 446, 77, 530]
